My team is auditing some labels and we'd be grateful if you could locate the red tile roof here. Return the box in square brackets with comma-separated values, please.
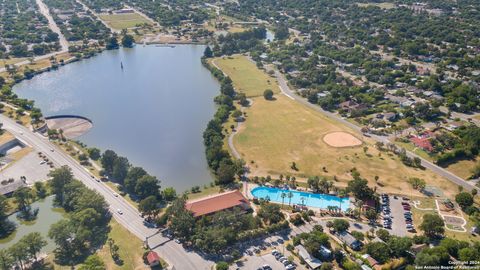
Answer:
[146, 251, 160, 265]
[185, 190, 250, 217]
[410, 137, 433, 152]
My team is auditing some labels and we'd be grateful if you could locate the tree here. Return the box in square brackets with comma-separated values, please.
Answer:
[135, 175, 160, 199]
[79, 254, 105, 270]
[263, 89, 274, 100]
[87, 148, 101, 160]
[162, 187, 177, 201]
[0, 249, 13, 270]
[216, 261, 229, 270]
[168, 198, 195, 240]
[408, 177, 426, 190]
[121, 34, 135, 48]
[139, 196, 160, 218]
[458, 247, 480, 261]
[124, 166, 147, 193]
[347, 178, 373, 200]
[257, 203, 284, 224]
[106, 36, 119, 50]
[101, 150, 118, 175]
[34, 182, 47, 199]
[388, 236, 412, 257]
[112, 156, 129, 183]
[0, 195, 15, 238]
[215, 161, 236, 185]
[365, 208, 378, 223]
[48, 219, 81, 267]
[376, 229, 390, 242]
[415, 246, 450, 266]
[9, 240, 28, 270]
[204, 46, 213, 58]
[13, 187, 33, 213]
[332, 219, 349, 232]
[419, 214, 445, 238]
[48, 166, 73, 205]
[21, 232, 47, 263]
[365, 242, 390, 263]
[455, 192, 473, 209]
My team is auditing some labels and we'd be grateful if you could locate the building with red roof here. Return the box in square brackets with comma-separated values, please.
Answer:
[185, 190, 250, 218]
[146, 251, 160, 267]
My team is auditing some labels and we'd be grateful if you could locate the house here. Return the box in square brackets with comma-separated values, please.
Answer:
[445, 121, 464, 131]
[295, 245, 322, 269]
[410, 131, 435, 152]
[0, 179, 26, 196]
[384, 112, 397, 121]
[146, 251, 160, 267]
[337, 231, 363, 250]
[319, 245, 332, 259]
[339, 100, 368, 113]
[185, 190, 250, 218]
[362, 254, 378, 267]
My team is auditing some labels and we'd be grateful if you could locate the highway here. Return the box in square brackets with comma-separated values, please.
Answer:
[272, 69, 479, 192]
[0, 114, 214, 270]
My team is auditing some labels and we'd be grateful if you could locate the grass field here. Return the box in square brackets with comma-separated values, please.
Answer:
[96, 220, 156, 270]
[210, 55, 279, 98]
[357, 2, 396, 9]
[213, 56, 461, 198]
[99, 13, 152, 30]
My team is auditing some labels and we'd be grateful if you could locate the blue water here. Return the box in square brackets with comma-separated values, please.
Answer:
[251, 186, 350, 211]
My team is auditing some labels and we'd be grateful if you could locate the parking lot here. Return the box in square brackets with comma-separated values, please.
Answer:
[0, 150, 52, 184]
[383, 195, 409, 236]
[232, 253, 288, 270]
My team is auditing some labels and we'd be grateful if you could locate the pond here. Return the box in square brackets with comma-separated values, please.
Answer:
[251, 186, 351, 211]
[0, 196, 64, 252]
[13, 45, 220, 191]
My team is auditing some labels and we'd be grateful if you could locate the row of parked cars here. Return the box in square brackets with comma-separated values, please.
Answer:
[381, 194, 392, 229]
[271, 249, 296, 270]
[402, 199, 415, 232]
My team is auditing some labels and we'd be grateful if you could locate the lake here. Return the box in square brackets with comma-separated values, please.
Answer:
[13, 45, 220, 191]
[0, 196, 64, 252]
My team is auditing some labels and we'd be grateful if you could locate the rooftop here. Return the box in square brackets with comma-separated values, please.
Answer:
[185, 190, 250, 217]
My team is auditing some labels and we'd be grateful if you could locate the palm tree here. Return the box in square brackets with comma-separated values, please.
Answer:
[287, 191, 293, 206]
[280, 192, 287, 208]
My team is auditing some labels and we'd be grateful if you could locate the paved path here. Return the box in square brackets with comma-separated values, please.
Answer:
[0, 114, 214, 269]
[271, 68, 479, 192]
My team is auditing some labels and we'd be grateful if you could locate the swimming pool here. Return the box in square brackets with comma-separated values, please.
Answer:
[251, 186, 350, 211]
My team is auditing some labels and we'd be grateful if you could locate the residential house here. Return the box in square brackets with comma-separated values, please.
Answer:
[337, 231, 363, 250]
[146, 251, 160, 267]
[319, 245, 332, 259]
[295, 245, 322, 269]
[362, 254, 378, 267]
[339, 100, 368, 114]
[409, 131, 435, 152]
[185, 190, 250, 218]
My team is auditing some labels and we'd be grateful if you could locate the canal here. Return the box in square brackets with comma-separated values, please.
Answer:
[13, 45, 220, 191]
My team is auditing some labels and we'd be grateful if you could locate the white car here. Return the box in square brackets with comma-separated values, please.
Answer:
[113, 192, 119, 197]
[116, 209, 123, 215]
[39, 161, 46, 165]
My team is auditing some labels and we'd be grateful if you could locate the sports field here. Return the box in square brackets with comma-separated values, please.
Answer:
[215, 55, 460, 197]
[99, 13, 152, 30]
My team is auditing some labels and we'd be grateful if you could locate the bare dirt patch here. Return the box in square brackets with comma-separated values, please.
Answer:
[323, 132, 362, 148]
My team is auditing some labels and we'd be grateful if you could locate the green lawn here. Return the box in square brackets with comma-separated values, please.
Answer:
[99, 13, 152, 30]
[210, 55, 279, 98]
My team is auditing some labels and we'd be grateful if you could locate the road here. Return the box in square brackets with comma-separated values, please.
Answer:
[36, 0, 69, 52]
[271, 68, 479, 192]
[0, 114, 214, 270]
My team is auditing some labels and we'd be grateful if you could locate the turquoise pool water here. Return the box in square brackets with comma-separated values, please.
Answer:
[251, 186, 350, 211]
